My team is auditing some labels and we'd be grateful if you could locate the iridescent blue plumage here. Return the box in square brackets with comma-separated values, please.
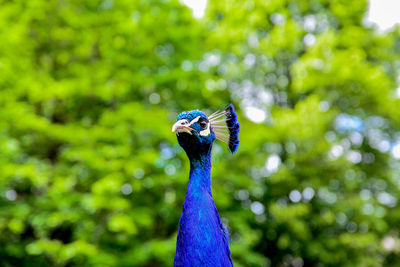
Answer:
[172, 107, 239, 267]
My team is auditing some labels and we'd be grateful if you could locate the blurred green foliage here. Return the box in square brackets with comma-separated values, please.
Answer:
[1, 0, 400, 266]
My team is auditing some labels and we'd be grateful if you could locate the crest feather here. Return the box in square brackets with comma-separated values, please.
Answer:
[209, 104, 240, 154]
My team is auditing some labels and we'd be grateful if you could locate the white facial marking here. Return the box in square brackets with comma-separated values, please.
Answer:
[199, 122, 210, 136]
[188, 116, 201, 126]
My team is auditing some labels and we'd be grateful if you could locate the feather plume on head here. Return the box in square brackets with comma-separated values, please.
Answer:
[208, 104, 240, 154]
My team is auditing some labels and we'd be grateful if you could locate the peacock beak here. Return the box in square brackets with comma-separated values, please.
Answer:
[172, 119, 193, 135]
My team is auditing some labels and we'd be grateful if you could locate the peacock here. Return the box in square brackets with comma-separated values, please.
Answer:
[171, 104, 240, 267]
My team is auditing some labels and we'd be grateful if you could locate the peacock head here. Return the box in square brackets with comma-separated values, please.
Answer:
[172, 105, 240, 158]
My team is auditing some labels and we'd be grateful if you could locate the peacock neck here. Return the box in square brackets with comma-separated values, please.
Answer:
[186, 147, 212, 197]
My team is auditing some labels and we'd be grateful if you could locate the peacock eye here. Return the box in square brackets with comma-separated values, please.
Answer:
[199, 121, 207, 129]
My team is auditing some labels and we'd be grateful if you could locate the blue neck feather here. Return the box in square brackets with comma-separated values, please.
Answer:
[174, 144, 233, 267]
[187, 149, 212, 196]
